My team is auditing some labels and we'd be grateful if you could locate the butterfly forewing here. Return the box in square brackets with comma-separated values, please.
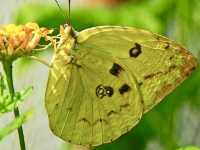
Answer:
[77, 26, 197, 112]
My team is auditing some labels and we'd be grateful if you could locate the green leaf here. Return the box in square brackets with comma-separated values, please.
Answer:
[14, 86, 33, 102]
[0, 86, 33, 114]
[0, 109, 34, 140]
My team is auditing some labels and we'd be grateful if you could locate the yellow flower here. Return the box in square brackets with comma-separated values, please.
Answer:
[0, 23, 53, 61]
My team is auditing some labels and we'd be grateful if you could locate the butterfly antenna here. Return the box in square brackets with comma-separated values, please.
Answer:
[54, 0, 70, 25]
[68, 0, 71, 25]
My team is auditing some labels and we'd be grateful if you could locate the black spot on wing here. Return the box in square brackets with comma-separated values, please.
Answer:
[96, 85, 105, 99]
[138, 82, 143, 86]
[129, 43, 142, 57]
[119, 84, 131, 94]
[109, 63, 123, 76]
[96, 85, 114, 98]
[104, 86, 114, 97]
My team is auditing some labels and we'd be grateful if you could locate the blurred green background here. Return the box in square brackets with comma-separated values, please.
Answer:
[0, 0, 200, 150]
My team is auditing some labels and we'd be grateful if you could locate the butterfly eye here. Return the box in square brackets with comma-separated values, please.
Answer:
[119, 84, 131, 94]
[63, 24, 69, 28]
[129, 43, 142, 58]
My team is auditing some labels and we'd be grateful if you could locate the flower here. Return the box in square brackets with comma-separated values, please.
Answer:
[0, 23, 53, 61]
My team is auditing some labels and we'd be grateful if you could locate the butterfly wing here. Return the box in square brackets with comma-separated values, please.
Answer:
[45, 26, 197, 146]
[77, 26, 197, 112]
[45, 39, 143, 146]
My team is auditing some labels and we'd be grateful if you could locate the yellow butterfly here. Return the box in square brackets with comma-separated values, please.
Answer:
[45, 24, 197, 146]
[45, 0, 197, 147]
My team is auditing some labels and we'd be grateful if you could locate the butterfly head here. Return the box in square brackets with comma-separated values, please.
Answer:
[57, 24, 77, 53]
[60, 24, 76, 39]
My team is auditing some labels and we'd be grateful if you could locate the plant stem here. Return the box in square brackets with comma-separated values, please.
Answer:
[2, 60, 26, 150]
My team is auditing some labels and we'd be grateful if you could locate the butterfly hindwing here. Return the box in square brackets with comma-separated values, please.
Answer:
[46, 39, 143, 146]
[76, 47, 143, 145]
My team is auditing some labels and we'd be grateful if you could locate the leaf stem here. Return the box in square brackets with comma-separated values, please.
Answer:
[2, 60, 26, 150]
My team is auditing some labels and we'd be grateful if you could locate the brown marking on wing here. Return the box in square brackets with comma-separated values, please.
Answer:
[176, 45, 197, 77]
[153, 48, 197, 104]
[144, 65, 178, 80]
[119, 103, 130, 112]
[154, 84, 174, 101]
[79, 118, 91, 125]
[66, 107, 72, 111]
[107, 110, 119, 117]
[93, 118, 108, 126]
[144, 72, 163, 80]
[164, 42, 170, 49]
[179, 51, 197, 78]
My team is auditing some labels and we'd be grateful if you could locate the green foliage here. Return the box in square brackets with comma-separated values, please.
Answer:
[14, 3, 66, 31]
[0, 74, 33, 114]
[177, 146, 200, 150]
[14, 3, 163, 33]
[0, 73, 33, 140]
[0, 109, 34, 141]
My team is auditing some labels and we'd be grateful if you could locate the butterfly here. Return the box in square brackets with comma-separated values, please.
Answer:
[45, 0, 197, 147]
